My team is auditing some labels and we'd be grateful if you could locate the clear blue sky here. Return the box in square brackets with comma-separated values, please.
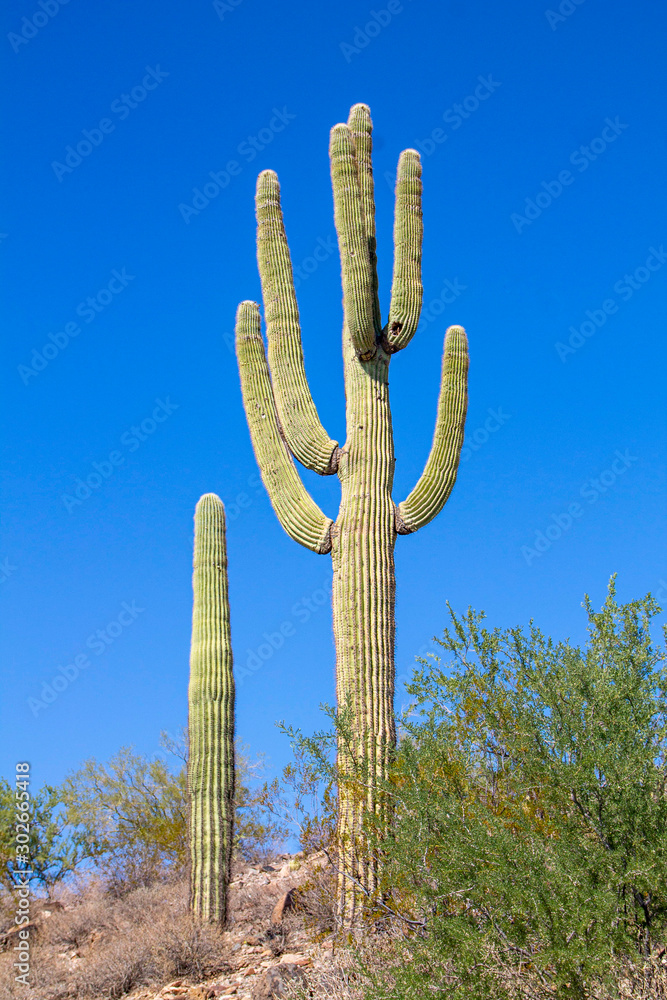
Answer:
[2, 0, 665, 793]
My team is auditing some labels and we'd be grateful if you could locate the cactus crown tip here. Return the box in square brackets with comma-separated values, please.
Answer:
[256, 171, 279, 196]
[196, 492, 224, 508]
[257, 169, 279, 187]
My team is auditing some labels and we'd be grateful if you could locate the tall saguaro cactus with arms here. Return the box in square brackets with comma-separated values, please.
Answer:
[188, 493, 235, 925]
[235, 104, 469, 921]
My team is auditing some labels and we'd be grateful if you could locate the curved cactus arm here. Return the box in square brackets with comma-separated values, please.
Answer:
[235, 301, 333, 553]
[330, 123, 376, 361]
[383, 150, 424, 354]
[396, 325, 468, 534]
[347, 103, 382, 336]
[256, 170, 340, 476]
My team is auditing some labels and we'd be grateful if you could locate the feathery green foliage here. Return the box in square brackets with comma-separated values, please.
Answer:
[57, 737, 285, 895]
[282, 581, 667, 996]
[0, 780, 90, 893]
[360, 580, 667, 998]
[60, 744, 188, 893]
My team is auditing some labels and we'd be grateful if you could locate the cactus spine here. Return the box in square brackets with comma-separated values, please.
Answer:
[235, 105, 469, 922]
[188, 493, 235, 924]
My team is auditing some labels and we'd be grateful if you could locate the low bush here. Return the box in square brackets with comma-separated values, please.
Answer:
[0, 877, 226, 999]
[366, 580, 667, 998]
[286, 580, 667, 998]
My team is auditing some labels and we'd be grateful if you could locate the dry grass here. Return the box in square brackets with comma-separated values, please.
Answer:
[290, 853, 338, 938]
[0, 878, 226, 1000]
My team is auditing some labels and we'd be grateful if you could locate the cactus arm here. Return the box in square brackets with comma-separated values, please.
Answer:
[235, 300, 333, 554]
[256, 170, 340, 476]
[188, 493, 235, 925]
[330, 123, 376, 361]
[347, 104, 382, 336]
[396, 325, 468, 533]
[383, 150, 424, 354]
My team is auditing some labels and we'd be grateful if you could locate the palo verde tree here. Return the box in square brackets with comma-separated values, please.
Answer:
[361, 581, 667, 998]
[187, 494, 236, 924]
[235, 104, 469, 921]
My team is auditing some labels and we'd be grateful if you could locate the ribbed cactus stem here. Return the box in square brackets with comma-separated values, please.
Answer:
[397, 324, 469, 532]
[255, 171, 340, 476]
[188, 493, 235, 925]
[347, 104, 381, 334]
[384, 150, 423, 353]
[235, 104, 469, 923]
[235, 301, 334, 553]
[330, 123, 376, 360]
[332, 334, 397, 907]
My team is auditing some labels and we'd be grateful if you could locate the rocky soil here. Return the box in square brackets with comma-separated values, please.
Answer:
[0, 853, 354, 1000]
[132, 852, 338, 1000]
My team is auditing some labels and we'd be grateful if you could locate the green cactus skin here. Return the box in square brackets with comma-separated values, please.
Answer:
[187, 493, 235, 925]
[235, 105, 469, 922]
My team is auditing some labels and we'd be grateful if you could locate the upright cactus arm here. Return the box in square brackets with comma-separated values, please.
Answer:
[235, 300, 333, 554]
[396, 325, 469, 534]
[347, 104, 382, 336]
[383, 150, 424, 354]
[330, 123, 376, 361]
[256, 170, 340, 476]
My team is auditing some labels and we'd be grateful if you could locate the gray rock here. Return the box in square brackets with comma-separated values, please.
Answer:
[251, 962, 306, 998]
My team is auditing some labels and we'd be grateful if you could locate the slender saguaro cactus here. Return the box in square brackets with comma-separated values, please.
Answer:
[188, 493, 235, 924]
[235, 104, 469, 921]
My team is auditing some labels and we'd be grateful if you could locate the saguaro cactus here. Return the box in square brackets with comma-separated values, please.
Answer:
[188, 493, 235, 924]
[235, 104, 469, 921]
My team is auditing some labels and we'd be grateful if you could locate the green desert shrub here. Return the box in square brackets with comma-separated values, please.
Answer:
[0, 780, 91, 893]
[60, 741, 189, 893]
[286, 580, 667, 998]
[60, 734, 286, 893]
[360, 580, 667, 998]
[0, 733, 286, 898]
